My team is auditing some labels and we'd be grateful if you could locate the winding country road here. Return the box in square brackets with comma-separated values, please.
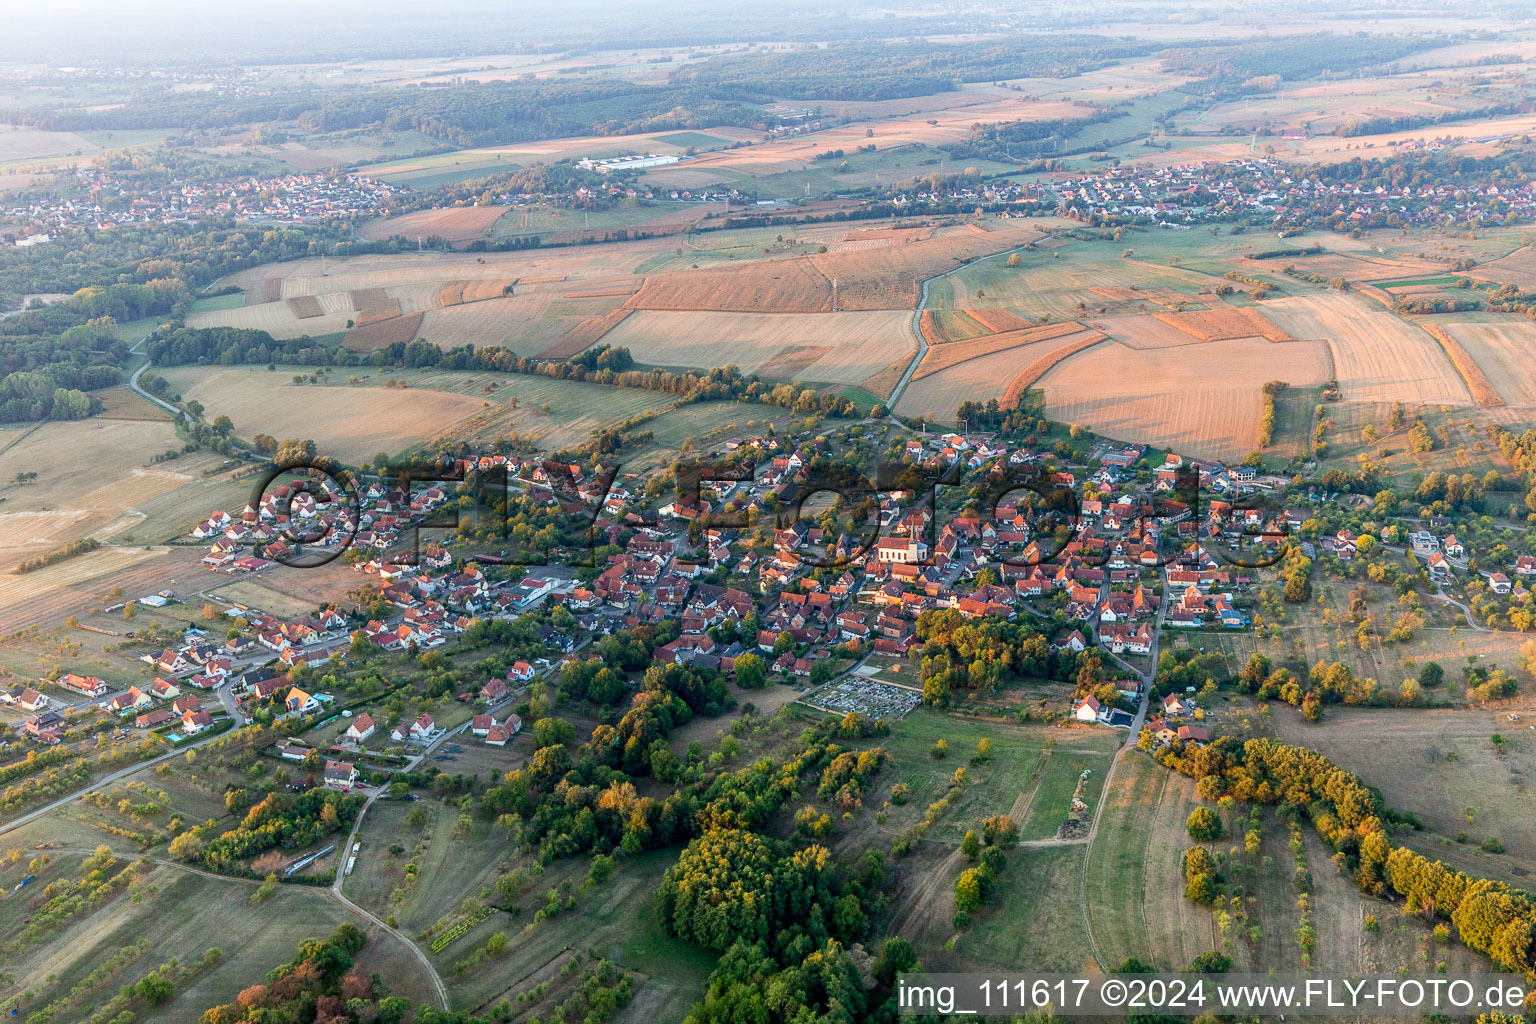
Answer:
[1430, 589, 1491, 632]
[126, 338, 183, 419]
[884, 232, 1049, 416]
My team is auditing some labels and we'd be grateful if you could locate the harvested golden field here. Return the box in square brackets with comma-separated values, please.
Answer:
[357, 205, 509, 245]
[560, 285, 637, 300]
[894, 333, 1097, 421]
[0, 125, 101, 163]
[0, 418, 237, 571]
[911, 322, 1087, 380]
[918, 309, 991, 345]
[1093, 313, 1213, 349]
[184, 300, 354, 341]
[602, 309, 912, 384]
[216, 247, 645, 301]
[1002, 333, 1107, 407]
[810, 227, 1018, 309]
[626, 258, 833, 313]
[860, 354, 915, 401]
[1251, 250, 1439, 282]
[351, 287, 399, 315]
[1420, 323, 1503, 408]
[1263, 293, 1472, 406]
[1151, 304, 1293, 342]
[416, 291, 564, 352]
[1089, 286, 1192, 307]
[628, 226, 1021, 313]
[95, 389, 173, 421]
[0, 545, 166, 616]
[966, 307, 1034, 333]
[918, 311, 943, 346]
[343, 312, 423, 351]
[1437, 320, 1536, 406]
[535, 308, 633, 359]
[249, 278, 282, 304]
[843, 225, 934, 242]
[157, 366, 488, 463]
[1038, 336, 1331, 462]
[463, 279, 518, 303]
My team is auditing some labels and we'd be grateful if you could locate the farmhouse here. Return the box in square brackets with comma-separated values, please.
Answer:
[485, 714, 522, 746]
[1177, 724, 1210, 746]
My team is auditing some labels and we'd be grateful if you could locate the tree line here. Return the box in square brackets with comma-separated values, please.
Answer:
[1153, 735, 1535, 977]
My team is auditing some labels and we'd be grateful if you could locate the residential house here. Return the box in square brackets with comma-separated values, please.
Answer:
[285, 687, 320, 714]
[392, 714, 436, 742]
[323, 760, 359, 791]
[1073, 695, 1104, 723]
[182, 709, 214, 735]
[57, 673, 109, 698]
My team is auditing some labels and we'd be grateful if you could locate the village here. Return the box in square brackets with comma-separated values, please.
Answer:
[2, 166, 401, 243]
[0, 409, 1341, 788]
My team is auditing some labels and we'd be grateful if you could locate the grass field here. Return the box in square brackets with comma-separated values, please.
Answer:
[1083, 752, 1215, 969]
[875, 710, 1120, 845]
[939, 240, 1215, 320]
[1266, 705, 1536, 872]
[3, 859, 439, 1021]
[0, 417, 247, 572]
[952, 844, 1099, 971]
[189, 292, 246, 314]
[205, 576, 331, 618]
[344, 801, 714, 1018]
[1019, 747, 1112, 840]
[157, 363, 687, 462]
[618, 401, 799, 475]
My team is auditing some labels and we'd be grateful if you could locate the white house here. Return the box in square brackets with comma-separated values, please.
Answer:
[392, 713, 436, 742]
[345, 713, 376, 743]
[1073, 695, 1103, 723]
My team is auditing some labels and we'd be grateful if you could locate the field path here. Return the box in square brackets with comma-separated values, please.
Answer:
[889, 845, 965, 938]
[886, 234, 1049, 415]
